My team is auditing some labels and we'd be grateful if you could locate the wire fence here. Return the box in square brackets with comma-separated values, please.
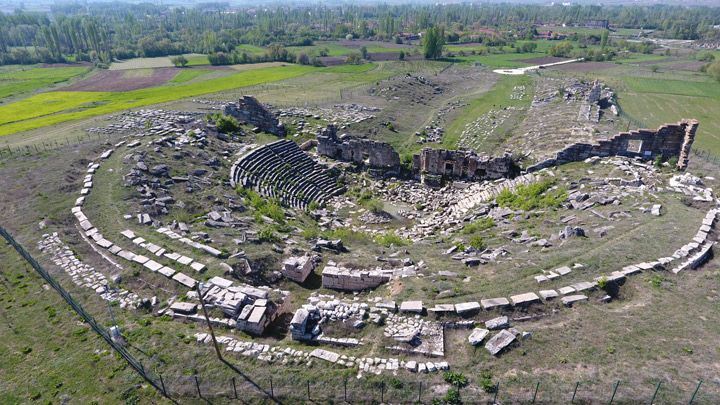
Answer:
[1, 225, 713, 403]
[0, 131, 115, 159]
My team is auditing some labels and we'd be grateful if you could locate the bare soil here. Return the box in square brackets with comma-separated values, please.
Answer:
[61, 68, 179, 92]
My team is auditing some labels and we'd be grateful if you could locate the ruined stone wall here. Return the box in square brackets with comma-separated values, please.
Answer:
[317, 125, 401, 177]
[321, 266, 391, 291]
[527, 119, 699, 172]
[224, 95, 286, 136]
[412, 148, 516, 184]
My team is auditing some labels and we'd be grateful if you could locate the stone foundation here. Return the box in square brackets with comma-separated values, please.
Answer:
[527, 119, 699, 172]
[224, 95, 286, 136]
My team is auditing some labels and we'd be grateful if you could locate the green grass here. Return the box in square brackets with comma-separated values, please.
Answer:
[234, 44, 267, 56]
[0, 240, 161, 403]
[443, 74, 532, 149]
[0, 66, 89, 100]
[619, 77, 720, 155]
[0, 63, 376, 137]
[286, 43, 354, 57]
[623, 77, 720, 98]
[168, 69, 215, 84]
[456, 52, 547, 68]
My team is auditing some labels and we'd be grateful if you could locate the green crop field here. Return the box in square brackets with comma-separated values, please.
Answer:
[0, 63, 376, 137]
[618, 76, 720, 155]
[0, 66, 90, 100]
[456, 52, 546, 68]
[168, 69, 216, 84]
[286, 43, 354, 57]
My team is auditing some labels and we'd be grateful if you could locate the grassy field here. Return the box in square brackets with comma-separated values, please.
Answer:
[0, 66, 90, 100]
[456, 52, 547, 68]
[0, 239, 163, 404]
[619, 76, 720, 155]
[168, 68, 216, 84]
[0, 63, 375, 137]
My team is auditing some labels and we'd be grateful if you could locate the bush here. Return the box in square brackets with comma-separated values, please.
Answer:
[461, 217, 495, 234]
[170, 55, 188, 67]
[388, 377, 403, 389]
[443, 371, 469, 387]
[362, 198, 385, 214]
[468, 235, 486, 251]
[442, 388, 462, 404]
[258, 225, 279, 243]
[479, 370, 496, 393]
[375, 232, 410, 247]
[496, 179, 567, 211]
[215, 114, 240, 133]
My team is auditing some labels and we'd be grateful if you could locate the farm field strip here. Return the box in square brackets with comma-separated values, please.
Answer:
[0, 64, 369, 136]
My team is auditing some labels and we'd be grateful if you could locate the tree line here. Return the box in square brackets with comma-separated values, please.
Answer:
[1, 3, 719, 66]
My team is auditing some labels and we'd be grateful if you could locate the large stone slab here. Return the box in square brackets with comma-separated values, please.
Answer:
[172, 272, 198, 289]
[510, 292, 540, 306]
[485, 329, 516, 355]
[455, 301, 481, 315]
[310, 348, 340, 363]
[485, 316, 509, 330]
[561, 294, 588, 306]
[400, 301, 424, 313]
[481, 297, 510, 310]
[468, 328, 490, 345]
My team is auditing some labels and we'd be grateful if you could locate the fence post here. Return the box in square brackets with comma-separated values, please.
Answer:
[689, 380, 703, 404]
[649, 381, 661, 404]
[344, 378, 347, 402]
[609, 381, 620, 404]
[232, 377, 238, 399]
[418, 381, 422, 402]
[572, 381, 580, 403]
[159, 374, 167, 396]
[307, 380, 310, 400]
[493, 382, 500, 404]
[381, 381, 384, 403]
[532, 381, 540, 403]
[194, 375, 201, 398]
[270, 376, 274, 398]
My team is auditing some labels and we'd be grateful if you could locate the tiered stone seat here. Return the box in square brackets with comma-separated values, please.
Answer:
[230, 140, 345, 209]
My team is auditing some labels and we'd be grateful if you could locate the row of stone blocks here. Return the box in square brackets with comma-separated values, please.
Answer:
[231, 139, 345, 209]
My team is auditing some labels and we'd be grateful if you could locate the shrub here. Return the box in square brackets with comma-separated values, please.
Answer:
[443, 371, 469, 387]
[170, 55, 188, 67]
[654, 155, 663, 167]
[668, 156, 679, 168]
[388, 377, 403, 389]
[362, 198, 385, 214]
[468, 235, 486, 251]
[479, 370, 496, 393]
[443, 388, 462, 404]
[496, 179, 567, 211]
[215, 114, 240, 133]
[258, 225, 279, 243]
[375, 232, 410, 247]
[461, 217, 495, 234]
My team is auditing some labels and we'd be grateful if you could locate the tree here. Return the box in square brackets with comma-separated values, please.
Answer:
[600, 29, 609, 49]
[708, 60, 720, 82]
[296, 52, 310, 65]
[171, 55, 188, 67]
[346, 53, 363, 65]
[423, 26, 445, 60]
[359, 46, 368, 59]
[399, 50, 405, 60]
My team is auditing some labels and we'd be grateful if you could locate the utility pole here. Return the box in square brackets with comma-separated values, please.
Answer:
[196, 283, 222, 360]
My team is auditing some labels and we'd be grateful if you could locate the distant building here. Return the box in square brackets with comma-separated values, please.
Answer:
[586, 20, 609, 29]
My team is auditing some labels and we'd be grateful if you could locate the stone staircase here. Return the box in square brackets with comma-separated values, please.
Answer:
[231, 139, 345, 210]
